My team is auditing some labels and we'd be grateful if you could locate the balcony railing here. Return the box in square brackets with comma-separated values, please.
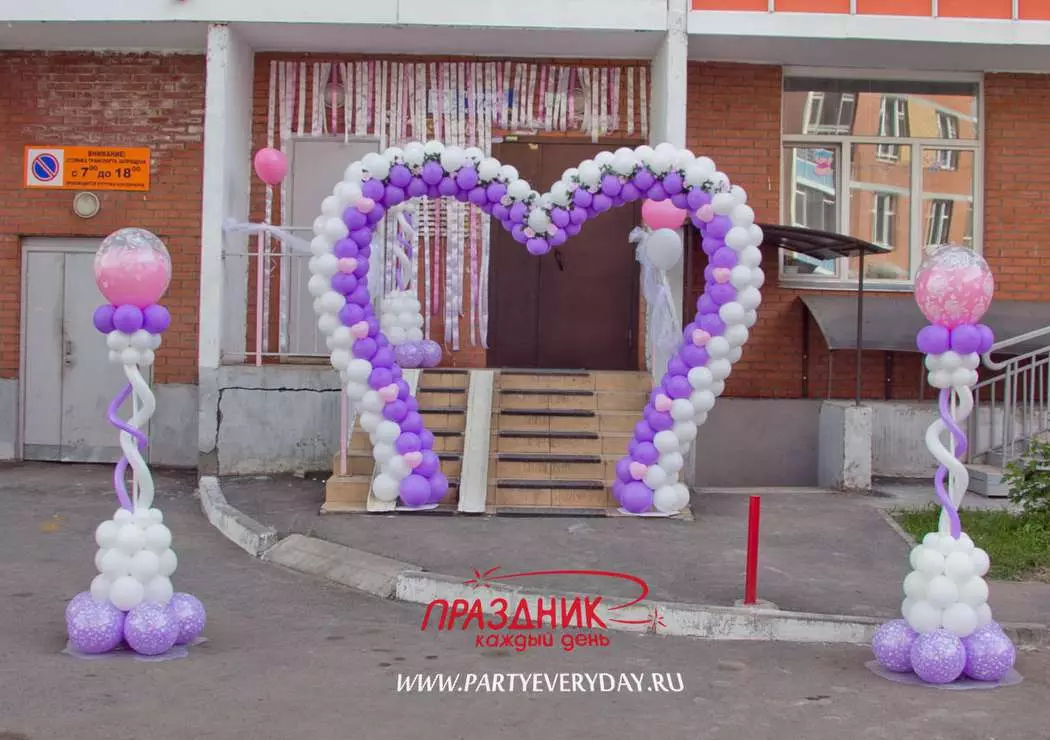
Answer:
[691, 0, 1046, 21]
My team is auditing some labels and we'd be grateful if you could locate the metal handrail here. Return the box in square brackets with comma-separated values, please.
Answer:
[982, 325, 1050, 371]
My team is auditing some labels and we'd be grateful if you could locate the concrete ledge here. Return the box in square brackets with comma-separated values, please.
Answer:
[262, 534, 418, 599]
[198, 476, 279, 557]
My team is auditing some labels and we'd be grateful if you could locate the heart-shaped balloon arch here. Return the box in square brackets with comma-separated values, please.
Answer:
[308, 141, 765, 514]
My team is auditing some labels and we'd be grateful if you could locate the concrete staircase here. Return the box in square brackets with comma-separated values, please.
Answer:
[487, 370, 651, 514]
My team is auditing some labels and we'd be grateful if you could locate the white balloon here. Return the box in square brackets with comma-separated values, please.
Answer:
[499, 164, 519, 183]
[107, 331, 130, 351]
[108, 350, 120, 363]
[330, 326, 353, 350]
[917, 548, 945, 576]
[653, 430, 680, 454]
[712, 192, 735, 215]
[101, 549, 132, 578]
[95, 520, 119, 548]
[129, 550, 161, 582]
[308, 273, 331, 297]
[114, 508, 133, 524]
[690, 392, 716, 418]
[950, 368, 975, 387]
[312, 216, 327, 236]
[385, 455, 412, 481]
[909, 544, 926, 570]
[507, 180, 530, 200]
[955, 532, 975, 552]
[94, 547, 108, 572]
[361, 390, 384, 413]
[654, 142, 678, 158]
[159, 548, 178, 577]
[314, 253, 339, 277]
[901, 597, 915, 620]
[561, 167, 579, 183]
[926, 575, 959, 608]
[144, 575, 174, 605]
[578, 160, 601, 186]
[648, 153, 671, 174]
[906, 599, 942, 633]
[120, 347, 140, 366]
[90, 574, 113, 602]
[724, 324, 749, 348]
[645, 229, 683, 271]
[318, 313, 340, 335]
[528, 209, 551, 232]
[345, 381, 369, 400]
[423, 140, 445, 157]
[939, 351, 962, 372]
[387, 326, 407, 345]
[109, 576, 145, 611]
[706, 336, 731, 359]
[711, 380, 726, 397]
[612, 153, 637, 176]
[635, 145, 655, 161]
[687, 367, 714, 390]
[319, 291, 345, 315]
[372, 474, 400, 502]
[659, 452, 685, 473]
[725, 226, 750, 250]
[359, 411, 381, 434]
[960, 353, 981, 371]
[404, 142, 425, 167]
[670, 398, 695, 422]
[144, 523, 172, 553]
[942, 602, 978, 637]
[743, 311, 758, 329]
[644, 465, 669, 489]
[406, 328, 424, 342]
[928, 370, 952, 389]
[478, 157, 500, 181]
[376, 421, 401, 444]
[719, 302, 747, 326]
[975, 603, 993, 628]
[116, 524, 146, 555]
[440, 146, 465, 173]
[463, 146, 483, 163]
[362, 152, 390, 179]
[924, 355, 943, 372]
[731, 204, 755, 227]
[737, 287, 762, 311]
[739, 245, 762, 268]
[944, 551, 975, 581]
[672, 421, 698, 444]
[708, 359, 732, 381]
[750, 267, 766, 289]
[934, 533, 957, 556]
[903, 570, 928, 599]
[335, 180, 362, 205]
[330, 349, 351, 371]
[670, 483, 691, 511]
[595, 150, 616, 165]
[958, 576, 989, 607]
[372, 442, 395, 465]
[653, 485, 682, 514]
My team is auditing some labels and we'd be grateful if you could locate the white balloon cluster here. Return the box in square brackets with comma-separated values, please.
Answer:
[106, 330, 162, 366]
[91, 507, 178, 611]
[925, 350, 980, 390]
[379, 290, 424, 346]
[903, 531, 992, 637]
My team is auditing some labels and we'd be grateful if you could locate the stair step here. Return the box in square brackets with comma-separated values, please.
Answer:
[499, 388, 594, 397]
[438, 453, 462, 461]
[422, 407, 466, 414]
[419, 386, 468, 393]
[496, 479, 605, 490]
[499, 409, 595, 418]
[497, 453, 602, 464]
[499, 369, 590, 376]
[432, 430, 461, 437]
[498, 431, 599, 439]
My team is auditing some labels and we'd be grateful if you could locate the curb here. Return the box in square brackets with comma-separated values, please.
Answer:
[197, 476, 279, 557]
[198, 476, 1050, 649]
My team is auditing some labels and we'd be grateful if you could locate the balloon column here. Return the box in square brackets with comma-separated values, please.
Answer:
[65, 228, 206, 657]
[871, 245, 1015, 685]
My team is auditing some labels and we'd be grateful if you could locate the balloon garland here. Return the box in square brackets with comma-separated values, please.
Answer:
[871, 245, 1016, 685]
[308, 141, 764, 512]
[65, 228, 206, 658]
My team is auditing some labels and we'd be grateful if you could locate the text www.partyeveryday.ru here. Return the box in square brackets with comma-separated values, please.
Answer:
[396, 672, 685, 693]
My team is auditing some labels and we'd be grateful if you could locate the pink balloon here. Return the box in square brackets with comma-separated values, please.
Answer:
[641, 199, 687, 230]
[94, 228, 172, 307]
[356, 197, 376, 214]
[914, 246, 994, 328]
[253, 147, 287, 186]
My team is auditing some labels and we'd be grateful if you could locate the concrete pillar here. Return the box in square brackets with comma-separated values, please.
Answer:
[198, 23, 254, 470]
[818, 401, 873, 491]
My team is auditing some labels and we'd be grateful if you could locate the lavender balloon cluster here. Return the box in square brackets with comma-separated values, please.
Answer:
[66, 590, 206, 657]
[872, 619, 1016, 684]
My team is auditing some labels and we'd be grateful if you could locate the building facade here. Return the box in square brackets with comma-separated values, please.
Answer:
[1, 0, 1047, 484]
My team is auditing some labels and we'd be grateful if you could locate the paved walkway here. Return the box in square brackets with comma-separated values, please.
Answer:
[3, 463, 1050, 740]
[222, 475, 1050, 625]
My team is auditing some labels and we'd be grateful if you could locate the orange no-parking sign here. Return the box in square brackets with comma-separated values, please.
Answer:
[24, 146, 151, 192]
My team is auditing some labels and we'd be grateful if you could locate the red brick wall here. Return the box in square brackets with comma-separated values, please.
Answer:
[0, 52, 205, 384]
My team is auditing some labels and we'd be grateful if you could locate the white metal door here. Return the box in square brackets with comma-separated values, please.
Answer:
[22, 240, 138, 462]
[287, 137, 379, 356]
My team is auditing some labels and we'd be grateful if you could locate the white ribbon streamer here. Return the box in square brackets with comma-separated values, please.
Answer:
[631, 226, 681, 367]
[222, 219, 312, 253]
[122, 363, 156, 511]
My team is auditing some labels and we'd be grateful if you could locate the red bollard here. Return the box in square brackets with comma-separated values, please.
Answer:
[744, 495, 761, 605]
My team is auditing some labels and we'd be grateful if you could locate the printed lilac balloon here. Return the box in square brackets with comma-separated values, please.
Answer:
[872, 619, 918, 673]
[962, 624, 1016, 681]
[67, 599, 125, 654]
[400, 474, 431, 507]
[65, 591, 97, 625]
[93, 305, 116, 334]
[113, 304, 144, 333]
[917, 324, 951, 355]
[620, 481, 654, 514]
[395, 341, 424, 369]
[124, 602, 180, 656]
[910, 629, 966, 684]
[420, 340, 443, 368]
[169, 592, 207, 646]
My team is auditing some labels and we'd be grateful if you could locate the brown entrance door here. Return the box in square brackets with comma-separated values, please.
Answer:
[487, 140, 640, 370]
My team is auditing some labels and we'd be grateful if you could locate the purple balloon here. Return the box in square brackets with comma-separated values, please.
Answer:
[419, 429, 435, 450]
[620, 482, 654, 514]
[344, 208, 367, 231]
[369, 367, 394, 390]
[67, 599, 125, 654]
[701, 237, 724, 256]
[426, 185, 441, 198]
[361, 179, 384, 201]
[699, 314, 726, 336]
[389, 164, 412, 188]
[621, 182, 642, 202]
[872, 619, 918, 673]
[383, 184, 406, 206]
[647, 183, 668, 202]
[438, 177, 458, 197]
[612, 480, 625, 503]
[169, 592, 207, 646]
[570, 207, 588, 225]
[592, 193, 613, 212]
[401, 411, 423, 434]
[663, 171, 684, 195]
[511, 224, 528, 243]
[366, 316, 381, 336]
[349, 285, 371, 307]
[551, 207, 571, 228]
[383, 399, 409, 422]
[962, 624, 1016, 681]
[492, 204, 510, 221]
[455, 167, 479, 191]
[124, 602, 180, 656]
[711, 247, 738, 268]
[469, 186, 488, 206]
[633, 170, 655, 191]
[113, 304, 144, 333]
[917, 324, 952, 355]
[65, 591, 96, 624]
[549, 229, 568, 247]
[633, 420, 655, 442]
[687, 189, 712, 210]
[421, 161, 444, 185]
[93, 305, 116, 334]
[665, 375, 692, 399]
[697, 294, 718, 315]
[910, 629, 966, 684]
[144, 304, 171, 334]
[565, 223, 582, 236]
[353, 338, 378, 360]
[950, 324, 982, 354]
[667, 356, 689, 377]
[395, 341, 424, 369]
[615, 457, 633, 482]
[331, 273, 358, 295]
[670, 193, 689, 209]
[976, 324, 995, 354]
[573, 189, 593, 208]
[709, 283, 737, 305]
[366, 205, 386, 225]
[416, 450, 440, 477]
[600, 175, 623, 197]
[339, 303, 365, 327]
[333, 238, 359, 259]
[428, 472, 450, 504]
[420, 340, 443, 368]
[487, 182, 508, 203]
[407, 177, 428, 198]
[633, 442, 659, 465]
[400, 474, 431, 507]
[372, 346, 395, 369]
[527, 238, 550, 256]
[350, 227, 373, 247]
[648, 411, 674, 432]
[509, 202, 528, 223]
[680, 345, 709, 369]
[706, 215, 732, 239]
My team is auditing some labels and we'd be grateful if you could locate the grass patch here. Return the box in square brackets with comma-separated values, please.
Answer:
[895, 506, 1050, 582]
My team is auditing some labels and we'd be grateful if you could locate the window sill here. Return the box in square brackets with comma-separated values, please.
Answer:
[778, 277, 915, 294]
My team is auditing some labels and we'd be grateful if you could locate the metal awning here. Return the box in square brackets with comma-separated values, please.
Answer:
[802, 294, 1050, 357]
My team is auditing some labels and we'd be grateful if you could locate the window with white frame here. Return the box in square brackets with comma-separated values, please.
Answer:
[781, 76, 980, 287]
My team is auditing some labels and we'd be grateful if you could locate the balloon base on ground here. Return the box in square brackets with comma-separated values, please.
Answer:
[62, 636, 207, 663]
[396, 503, 440, 512]
[616, 508, 677, 518]
[866, 661, 1021, 690]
